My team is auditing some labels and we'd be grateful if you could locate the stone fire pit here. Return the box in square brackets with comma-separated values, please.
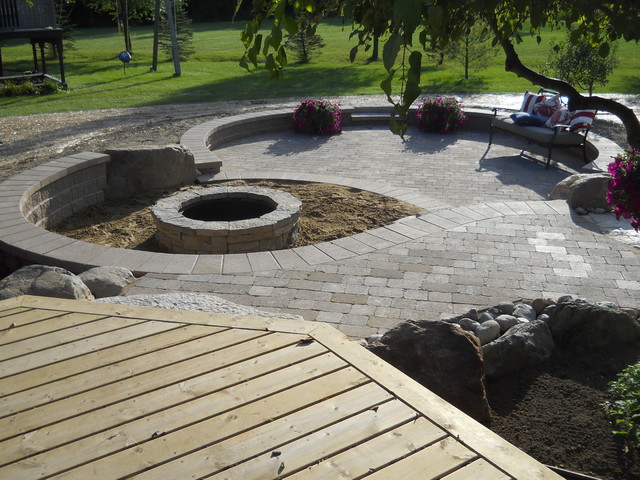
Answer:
[152, 186, 302, 254]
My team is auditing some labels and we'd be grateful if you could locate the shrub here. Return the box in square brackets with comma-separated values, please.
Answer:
[416, 97, 467, 134]
[39, 79, 61, 95]
[603, 362, 640, 449]
[607, 149, 640, 231]
[0, 81, 23, 97]
[293, 98, 342, 135]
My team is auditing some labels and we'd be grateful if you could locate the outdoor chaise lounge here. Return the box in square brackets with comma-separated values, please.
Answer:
[489, 89, 596, 168]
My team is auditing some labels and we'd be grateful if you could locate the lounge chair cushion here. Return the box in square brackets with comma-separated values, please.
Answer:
[569, 110, 597, 132]
[519, 91, 545, 114]
[544, 108, 572, 129]
[510, 112, 547, 126]
[533, 94, 563, 119]
[493, 114, 585, 146]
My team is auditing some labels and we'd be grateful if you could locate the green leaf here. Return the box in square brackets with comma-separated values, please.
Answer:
[407, 50, 422, 85]
[294, 0, 314, 12]
[380, 73, 394, 100]
[570, 29, 582, 44]
[383, 33, 402, 74]
[426, 5, 443, 29]
[599, 42, 610, 57]
[403, 82, 422, 110]
[247, 46, 258, 67]
[283, 16, 299, 36]
[239, 56, 250, 72]
[393, 0, 421, 31]
[270, 25, 283, 49]
[276, 46, 287, 68]
[389, 116, 401, 135]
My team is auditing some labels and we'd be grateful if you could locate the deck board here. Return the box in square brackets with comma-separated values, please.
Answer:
[0, 325, 225, 395]
[0, 312, 106, 346]
[0, 296, 563, 480]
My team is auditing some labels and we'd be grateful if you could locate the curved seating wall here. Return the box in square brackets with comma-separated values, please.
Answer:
[0, 107, 613, 276]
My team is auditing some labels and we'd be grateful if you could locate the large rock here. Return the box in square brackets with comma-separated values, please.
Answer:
[549, 173, 611, 210]
[0, 265, 93, 300]
[368, 320, 491, 422]
[79, 266, 135, 298]
[482, 321, 555, 377]
[513, 303, 536, 322]
[104, 145, 198, 200]
[475, 320, 501, 345]
[495, 314, 518, 333]
[548, 302, 640, 348]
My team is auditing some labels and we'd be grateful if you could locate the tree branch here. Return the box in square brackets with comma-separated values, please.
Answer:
[489, 17, 640, 149]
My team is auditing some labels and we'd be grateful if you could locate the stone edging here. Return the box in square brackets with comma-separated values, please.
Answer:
[180, 105, 618, 174]
[0, 107, 600, 276]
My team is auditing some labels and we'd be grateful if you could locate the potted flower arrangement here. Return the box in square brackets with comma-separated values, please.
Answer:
[416, 97, 468, 134]
[293, 98, 342, 135]
[607, 149, 640, 231]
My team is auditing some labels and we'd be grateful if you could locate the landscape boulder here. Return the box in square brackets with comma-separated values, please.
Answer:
[482, 320, 555, 377]
[495, 314, 518, 333]
[512, 303, 536, 322]
[475, 320, 501, 345]
[368, 320, 491, 422]
[104, 145, 198, 200]
[548, 302, 640, 348]
[549, 173, 611, 210]
[79, 266, 136, 298]
[0, 265, 93, 300]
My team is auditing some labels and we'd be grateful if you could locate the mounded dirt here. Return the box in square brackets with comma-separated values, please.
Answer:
[50, 180, 423, 250]
[1, 100, 638, 479]
[488, 341, 640, 480]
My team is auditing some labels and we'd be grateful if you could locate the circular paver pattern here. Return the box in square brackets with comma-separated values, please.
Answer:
[129, 123, 640, 337]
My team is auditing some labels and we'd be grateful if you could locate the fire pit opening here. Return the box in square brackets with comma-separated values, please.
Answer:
[152, 186, 302, 254]
[181, 198, 276, 222]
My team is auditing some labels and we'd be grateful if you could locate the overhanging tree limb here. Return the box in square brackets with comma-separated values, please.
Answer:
[490, 15, 640, 149]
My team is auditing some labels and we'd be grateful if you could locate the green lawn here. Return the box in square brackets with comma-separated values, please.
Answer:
[1, 18, 639, 116]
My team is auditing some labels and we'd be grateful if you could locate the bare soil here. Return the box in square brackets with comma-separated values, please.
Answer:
[0, 101, 636, 480]
[51, 180, 422, 250]
[488, 342, 640, 480]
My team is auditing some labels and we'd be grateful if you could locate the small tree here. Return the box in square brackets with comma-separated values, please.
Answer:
[159, 0, 194, 61]
[443, 20, 496, 80]
[284, 11, 325, 64]
[547, 34, 619, 96]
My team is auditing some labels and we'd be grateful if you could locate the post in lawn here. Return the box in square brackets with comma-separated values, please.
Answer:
[164, 0, 181, 77]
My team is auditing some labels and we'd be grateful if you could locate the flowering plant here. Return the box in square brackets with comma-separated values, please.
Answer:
[607, 149, 640, 231]
[415, 97, 467, 134]
[293, 98, 342, 135]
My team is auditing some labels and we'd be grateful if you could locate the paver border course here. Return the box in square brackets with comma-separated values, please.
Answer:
[0, 107, 613, 276]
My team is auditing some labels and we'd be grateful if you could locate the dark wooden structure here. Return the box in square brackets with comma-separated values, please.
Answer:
[0, 0, 66, 85]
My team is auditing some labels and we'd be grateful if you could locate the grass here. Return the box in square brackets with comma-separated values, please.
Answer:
[1, 18, 639, 116]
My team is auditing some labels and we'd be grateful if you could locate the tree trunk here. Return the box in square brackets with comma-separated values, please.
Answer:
[123, 0, 132, 52]
[300, 33, 308, 63]
[493, 22, 640, 149]
[464, 36, 469, 80]
[151, 0, 160, 71]
[371, 34, 379, 60]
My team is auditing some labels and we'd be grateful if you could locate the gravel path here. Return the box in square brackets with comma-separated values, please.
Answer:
[2, 93, 638, 184]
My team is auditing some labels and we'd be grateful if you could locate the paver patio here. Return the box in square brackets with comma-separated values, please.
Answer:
[124, 124, 640, 338]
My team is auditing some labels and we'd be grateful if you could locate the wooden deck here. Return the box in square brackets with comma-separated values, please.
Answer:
[0, 295, 562, 479]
